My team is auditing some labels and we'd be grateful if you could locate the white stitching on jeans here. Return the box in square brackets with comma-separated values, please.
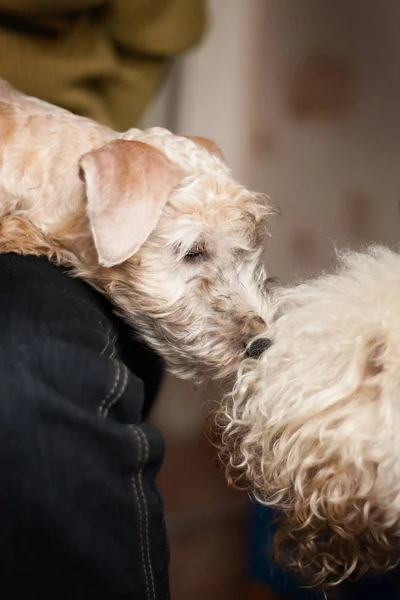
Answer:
[100, 369, 152, 597]
[108, 344, 117, 360]
[101, 328, 118, 359]
[101, 364, 128, 419]
[129, 426, 150, 600]
[98, 361, 120, 417]
[134, 427, 156, 600]
[100, 327, 113, 356]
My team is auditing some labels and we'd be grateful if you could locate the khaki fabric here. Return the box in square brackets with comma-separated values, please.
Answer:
[0, 0, 207, 129]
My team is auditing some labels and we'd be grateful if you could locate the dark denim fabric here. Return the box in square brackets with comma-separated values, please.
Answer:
[0, 253, 168, 599]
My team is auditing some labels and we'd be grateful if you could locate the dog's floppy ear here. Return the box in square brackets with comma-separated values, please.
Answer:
[186, 135, 224, 160]
[79, 139, 184, 267]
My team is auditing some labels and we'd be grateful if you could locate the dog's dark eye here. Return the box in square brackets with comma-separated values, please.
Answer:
[184, 243, 208, 262]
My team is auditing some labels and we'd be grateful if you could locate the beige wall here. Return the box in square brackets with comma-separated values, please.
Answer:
[249, 0, 400, 282]
[144, 0, 400, 282]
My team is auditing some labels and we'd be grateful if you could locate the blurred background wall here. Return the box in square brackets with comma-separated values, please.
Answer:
[142, 1, 400, 598]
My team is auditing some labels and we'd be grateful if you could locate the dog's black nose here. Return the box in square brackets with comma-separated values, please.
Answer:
[245, 337, 272, 359]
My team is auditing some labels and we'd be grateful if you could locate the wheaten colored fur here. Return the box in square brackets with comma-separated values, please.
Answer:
[212, 246, 400, 587]
[0, 78, 273, 381]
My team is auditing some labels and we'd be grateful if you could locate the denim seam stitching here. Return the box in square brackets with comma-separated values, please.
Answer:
[101, 364, 128, 418]
[100, 327, 114, 356]
[98, 360, 120, 416]
[137, 427, 156, 600]
[129, 425, 151, 600]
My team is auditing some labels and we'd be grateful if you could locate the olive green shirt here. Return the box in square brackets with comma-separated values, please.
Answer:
[0, 0, 207, 128]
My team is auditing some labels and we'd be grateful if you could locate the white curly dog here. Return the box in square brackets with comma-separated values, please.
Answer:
[213, 246, 400, 587]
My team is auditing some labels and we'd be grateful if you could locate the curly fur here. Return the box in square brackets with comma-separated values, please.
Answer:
[211, 246, 400, 586]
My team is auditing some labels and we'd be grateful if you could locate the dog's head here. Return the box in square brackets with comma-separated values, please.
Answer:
[78, 128, 274, 381]
[0, 80, 274, 381]
[211, 247, 400, 586]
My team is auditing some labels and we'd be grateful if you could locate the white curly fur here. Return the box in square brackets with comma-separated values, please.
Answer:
[212, 246, 400, 586]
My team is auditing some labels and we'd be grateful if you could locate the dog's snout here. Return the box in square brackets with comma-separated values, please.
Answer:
[246, 337, 272, 359]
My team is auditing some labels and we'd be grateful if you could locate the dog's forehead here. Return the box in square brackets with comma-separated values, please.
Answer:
[127, 127, 230, 176]
[123, 127, 269, 232]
